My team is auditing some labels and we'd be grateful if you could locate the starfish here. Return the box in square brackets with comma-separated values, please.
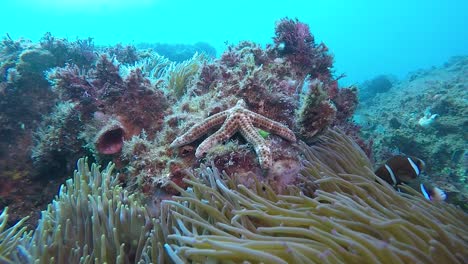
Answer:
[170, 99, 296, 169]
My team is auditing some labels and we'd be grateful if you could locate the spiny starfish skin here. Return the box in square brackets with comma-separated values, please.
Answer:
[170, 100, 296, 169]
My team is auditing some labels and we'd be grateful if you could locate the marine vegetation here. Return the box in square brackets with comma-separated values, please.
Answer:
[166, 53, 205, 98]
[0, 130, 466, 263]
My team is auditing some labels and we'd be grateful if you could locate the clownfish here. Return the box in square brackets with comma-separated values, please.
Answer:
[374, 155, 446, 201]
[420, 183, 447, 202]
[374, 155, 425, 188]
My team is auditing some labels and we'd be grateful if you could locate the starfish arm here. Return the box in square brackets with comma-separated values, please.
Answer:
[248, 110, 296, 142]
[170, 111, 227, 148]
[239, 115, 272, 169]
[195, 114, 240, 158]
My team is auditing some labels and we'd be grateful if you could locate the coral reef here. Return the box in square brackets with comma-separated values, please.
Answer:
[46, 53, 169, 160]
[0, 14, 466, 264]
[0, 33, 172, 223]
[106, 43, 139, 65]
[136, 41, 216, 62]
[2, 18, 364, 231]
[356, 56, 468, 209]
[115, 18, 363, 197]
[31, 101, 84, 178]
[273, 18, 333, 80]
[39, 32, 97, 69]
[0, 36, 63, 225]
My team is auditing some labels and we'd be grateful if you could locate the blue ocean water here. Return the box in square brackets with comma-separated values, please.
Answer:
[1, 0, 467, 85]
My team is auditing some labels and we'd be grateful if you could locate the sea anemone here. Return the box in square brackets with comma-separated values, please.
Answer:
[0, 208, 28, 262]
[1, 130, 466, 263]
[5, 158, 166, 263]
[162, 130, 468, 263]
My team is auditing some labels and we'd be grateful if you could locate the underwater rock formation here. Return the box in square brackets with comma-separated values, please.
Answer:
[356, 56, 468, 210]
[359, 74, 395, 101]
[0, 36, 64, 225]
